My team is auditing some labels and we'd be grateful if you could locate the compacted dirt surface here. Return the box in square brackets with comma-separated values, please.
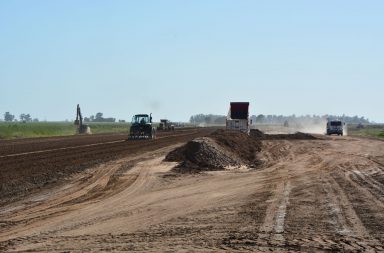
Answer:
[1, 128, 384, 252]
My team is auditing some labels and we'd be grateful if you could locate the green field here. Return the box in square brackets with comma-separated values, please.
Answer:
[2, 122, 383, 140]
[0, 122, 131, 139]
[347, 124, 384, 139]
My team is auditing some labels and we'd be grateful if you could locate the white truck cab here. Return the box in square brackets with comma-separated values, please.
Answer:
[326, 120, 344, 136]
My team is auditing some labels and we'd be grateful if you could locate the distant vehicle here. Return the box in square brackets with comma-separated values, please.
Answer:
[226, 102, 251, 134]
[157, 119, 175, 131]
[128, 114, 156, 140]
[326, 120, 344, 136]
[74, 104, 90, 134]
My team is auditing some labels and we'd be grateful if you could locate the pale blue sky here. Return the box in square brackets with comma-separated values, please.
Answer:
[1, 1, 383, 122]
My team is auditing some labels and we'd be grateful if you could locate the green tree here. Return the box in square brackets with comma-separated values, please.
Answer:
[20, 113, 32, 122]
[95, 112, 103, 121]
[4, 112, 15, 122]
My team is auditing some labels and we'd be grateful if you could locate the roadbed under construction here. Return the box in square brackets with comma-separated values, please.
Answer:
[1, 128, 384, 252]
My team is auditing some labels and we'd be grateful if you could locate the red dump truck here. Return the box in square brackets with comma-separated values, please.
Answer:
[226, 102, 251, 134]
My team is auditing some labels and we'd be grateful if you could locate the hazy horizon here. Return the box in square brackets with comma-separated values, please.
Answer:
[1, 1, 383, 123]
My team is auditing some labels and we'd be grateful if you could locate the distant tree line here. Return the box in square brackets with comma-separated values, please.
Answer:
[2, 112, 39, 122]
[252, 114, 370, 125]
[1, 111, 120, 123]
[189, 114, 371, 125]
[84, 112, 116, 123]
[189, 114, 226, 125]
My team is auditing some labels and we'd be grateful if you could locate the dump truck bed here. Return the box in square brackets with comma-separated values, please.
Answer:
[226, 102, 250, 134]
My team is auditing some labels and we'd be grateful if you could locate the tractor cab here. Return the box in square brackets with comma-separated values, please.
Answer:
[131, 114, 152, 125]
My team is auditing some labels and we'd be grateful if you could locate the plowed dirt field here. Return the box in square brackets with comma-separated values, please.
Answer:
[1, 128, 384, 252]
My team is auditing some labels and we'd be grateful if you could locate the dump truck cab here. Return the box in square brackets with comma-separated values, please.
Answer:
[326, 120, 344, 136]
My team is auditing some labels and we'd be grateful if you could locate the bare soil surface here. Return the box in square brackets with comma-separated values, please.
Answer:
[1, 129, 384, 252]
[0, 128, 214, 204]
[0, 128, 197, 157]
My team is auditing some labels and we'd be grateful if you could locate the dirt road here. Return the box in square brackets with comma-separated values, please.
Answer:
[1, 132, 384, 252]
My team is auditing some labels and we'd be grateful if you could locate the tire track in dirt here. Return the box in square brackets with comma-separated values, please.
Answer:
[0, 162, 135, 237]
[332, 168, 384, 244]
[274, 181, 291, 235]
[256, 141, 325, 247]
[320, 171, 383, 250]
[268, 143, 380, 252]
[0, 129, 213, 204]
[256, 141, 299, 250]
[0, 146, 181, 236]
[321, 175, 355, 235]
[2, 134, 384, 252]
[259, 178, 291, 243]
[322, 175, 382, 251]
[1, 165, 269, 251]
[0, 147, 183, 250]
[351, 169, 384, 202]
[336, 162, 384, 208]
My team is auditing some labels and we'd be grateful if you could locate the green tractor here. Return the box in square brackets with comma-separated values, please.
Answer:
[128, 114, 156, 140]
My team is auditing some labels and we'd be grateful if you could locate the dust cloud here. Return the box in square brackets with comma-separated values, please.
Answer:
[255, 118, 350, 136]
[294, 119, 328, 135]
[254, 118, 329, 135]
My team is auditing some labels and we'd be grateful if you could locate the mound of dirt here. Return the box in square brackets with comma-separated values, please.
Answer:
[165, 130, 262, 172]
[166, 137, 242, 172]
[250, 129, 317, 140]
[250, 129, 318, 140]
[250, 129, 266, 139]
[267, 132, 317, 140]
[209, 129, 262, 163]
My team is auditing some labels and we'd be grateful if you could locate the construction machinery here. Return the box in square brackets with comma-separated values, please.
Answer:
[157, 119, 175, 131]
[226, 102, 251, 134]
[128, 113, 156, 140]
[74, 104, 90, 134]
